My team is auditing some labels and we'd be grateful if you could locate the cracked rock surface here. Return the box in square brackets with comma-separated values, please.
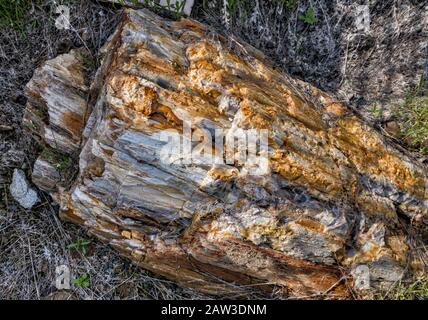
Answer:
[24, 9, 428, 298]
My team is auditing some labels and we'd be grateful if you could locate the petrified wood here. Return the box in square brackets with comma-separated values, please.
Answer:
[24, 9, 428, 298]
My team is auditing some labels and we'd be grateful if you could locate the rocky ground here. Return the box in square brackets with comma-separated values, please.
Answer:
[0, 0, 427, 300]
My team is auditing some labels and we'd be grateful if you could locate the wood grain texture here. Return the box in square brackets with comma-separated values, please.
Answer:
[25, 9, 428, 298]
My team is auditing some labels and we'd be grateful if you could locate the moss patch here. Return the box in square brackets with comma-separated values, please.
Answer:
[40, 147, 73, 173]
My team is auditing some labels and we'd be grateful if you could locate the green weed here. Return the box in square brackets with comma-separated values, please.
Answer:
[72, 274, 90, 288]
[0, 0, 30, 30]
[299, 6, 318, 25]
[67, 239, 92, 255]
[387, 276, 428, 300]
[392, 75, 428, 154]
[40, 148, 73, 173]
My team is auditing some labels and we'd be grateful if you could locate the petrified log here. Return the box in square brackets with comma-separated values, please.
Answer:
[24, 9, 428, 298]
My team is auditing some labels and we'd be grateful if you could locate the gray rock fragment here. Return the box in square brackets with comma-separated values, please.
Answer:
[352, 265, 371, 291]
[9, 169, 40, 209]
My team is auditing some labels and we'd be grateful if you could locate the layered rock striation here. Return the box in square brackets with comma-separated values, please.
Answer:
[24, 9, 428, 298]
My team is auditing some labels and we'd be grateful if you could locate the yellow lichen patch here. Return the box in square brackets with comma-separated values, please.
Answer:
[159, 89, 220, 121]
[378, 155, 424, 196]
[122, 230, 132, 239]
[270, 151, 346, 200]
[207, 166, 239, 181]
[223, 72, 324, 132]
[154, 104, 183, 127]
[295, 219, 327, 234]
[344, 246, 390, 266]
[284, 95, 324, 131]
[109, 74, 158, 115]
[331, 117, 426, 199]
[133, 46, 182, 76]
[186, 41, 217, 62]
[356, 191, 398, 220]
[310, 88, 349, 116]
[214, 50, 258, 77]
[238, 99, 273, 129]
[386, 235, 409, 264]
[325, 102, 348, 117]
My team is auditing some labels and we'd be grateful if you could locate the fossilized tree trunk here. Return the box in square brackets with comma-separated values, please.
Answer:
[24, 9, 428, 298]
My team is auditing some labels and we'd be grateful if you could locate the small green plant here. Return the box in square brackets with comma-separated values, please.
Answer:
[299, 7, 318, 25]
[387, 276, 428, 300]
[0, 0, 50, 34]
[25, 120, 38, 131]
[0, 0, 29, 30]
[72, 274, 90, 288]
[67, 239, 91, 255]
[392, 75, 428, 154]
[158, 0, 186, 18]
[164, 0, 186, 13]
[41, 148, 72, 173]
[284, 0, 297, 10]
[79, 52, 96, 71]
[368, 104, 382, 117]
[225, 0, 241, 16]
[57, 156, 72, 172]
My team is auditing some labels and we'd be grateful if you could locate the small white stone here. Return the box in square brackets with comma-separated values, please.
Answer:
[9, 169, 40, 209]
[352, 265, 371, 291]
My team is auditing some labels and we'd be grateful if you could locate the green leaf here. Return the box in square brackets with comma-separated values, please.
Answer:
[299, 7, 318, 25]
[72, 274, 90, 288]
[67, 239, 91, 255]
